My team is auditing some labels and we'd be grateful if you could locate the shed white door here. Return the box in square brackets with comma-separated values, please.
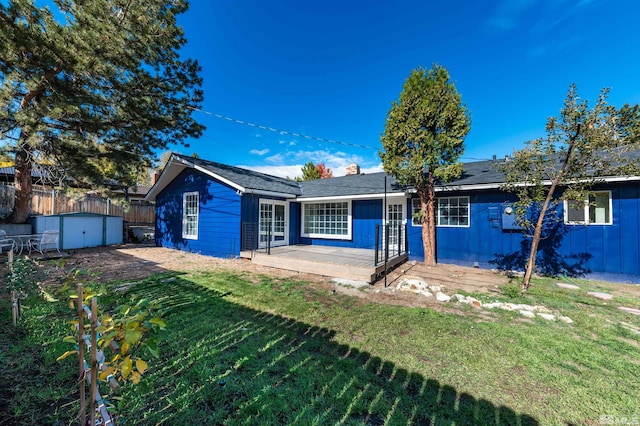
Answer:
[259, 200, 288, 248]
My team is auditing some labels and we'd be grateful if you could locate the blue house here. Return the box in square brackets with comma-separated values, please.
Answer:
[146, 153, 640, 283]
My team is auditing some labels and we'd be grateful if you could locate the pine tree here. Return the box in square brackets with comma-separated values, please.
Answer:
[0, 0, 204, 223]
[297, 162, 322, 181]
[380, 65, 470, 266]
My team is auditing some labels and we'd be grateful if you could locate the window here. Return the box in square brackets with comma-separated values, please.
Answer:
[411, 196, 470, 227]
[436, 196, 469, 227]
[182, 191, 199, 239]
[302, 201, 351, 239]
[565, 191, 612, 225]
[411, 198, 422, 226]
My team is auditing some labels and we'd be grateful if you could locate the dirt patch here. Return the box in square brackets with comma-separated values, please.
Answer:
[23, 244, 511, 311]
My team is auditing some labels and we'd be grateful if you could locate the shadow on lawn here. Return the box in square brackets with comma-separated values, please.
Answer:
[116, 274, 539, 426]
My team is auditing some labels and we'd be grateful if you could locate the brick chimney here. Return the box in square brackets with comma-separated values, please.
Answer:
[345, 163, 360, 175]
[152, 172, 161, 185]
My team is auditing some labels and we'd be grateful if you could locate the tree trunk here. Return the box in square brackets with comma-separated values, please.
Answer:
[420, 172, 436, 266]
[522, 179, 559, 291]
[9, 134, 33, 224]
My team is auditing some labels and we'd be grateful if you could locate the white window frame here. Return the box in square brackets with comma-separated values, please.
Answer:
[436, 196, 470, 228]
[564, 191, 612, 225]
[411, 198, 423, 227]
[182, 191, 199, 239]
[301, 200, 352, 240]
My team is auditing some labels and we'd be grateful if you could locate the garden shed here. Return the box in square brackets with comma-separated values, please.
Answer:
[30, 212, 123, 250]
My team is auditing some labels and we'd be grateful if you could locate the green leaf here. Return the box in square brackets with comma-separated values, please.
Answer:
[148, 317, 166, 327]
[124, 329, 143, 345]
[62, 335, 77, 344]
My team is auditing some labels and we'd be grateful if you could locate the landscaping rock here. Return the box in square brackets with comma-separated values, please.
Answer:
[537, 313, 556, 321]
[483, 302, 505, 309]
[420, 291, 433, 298]
[436, 292, 451, 302]
[556, 283, 580, 290]
[618, 307, 640, 316]
[558, 316, 574, 324]
[453, 294, 466, 302]
[587, 291, 613, 300]
[519, 310, 535, 318]
[332, 278, 369, 288]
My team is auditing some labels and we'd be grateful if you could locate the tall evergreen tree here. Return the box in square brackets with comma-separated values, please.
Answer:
[380, 65, 470, 266]
[0, 0, 204, 223]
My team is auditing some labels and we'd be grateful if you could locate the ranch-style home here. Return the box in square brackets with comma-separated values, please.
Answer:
[145, 153, 640, 284]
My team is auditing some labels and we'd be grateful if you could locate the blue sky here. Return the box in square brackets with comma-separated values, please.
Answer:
[172, 0, 640, 178]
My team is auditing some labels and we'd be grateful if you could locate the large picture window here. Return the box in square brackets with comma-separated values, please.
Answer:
[302, 201, 351, 239]
[565, 191, 612, 225]
[436, 196, 469, 227]
[182, 191, 199, 239]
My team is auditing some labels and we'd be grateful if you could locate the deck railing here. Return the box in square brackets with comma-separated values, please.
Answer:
[374, 223, 408, 266]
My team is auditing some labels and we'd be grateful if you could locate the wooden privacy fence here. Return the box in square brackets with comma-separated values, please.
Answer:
[0, 184, 154, 225]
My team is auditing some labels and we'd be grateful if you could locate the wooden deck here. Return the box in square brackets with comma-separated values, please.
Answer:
[241, 245, 408, 283]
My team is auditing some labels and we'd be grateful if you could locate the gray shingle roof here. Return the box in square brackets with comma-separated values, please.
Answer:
[299, 172, 405, 198]
[441, 159, 506, 187]
[167, 150, 640, 201]
[174, 154, 302, 196]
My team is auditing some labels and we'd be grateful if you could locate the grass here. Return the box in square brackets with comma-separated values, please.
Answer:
[1, 266, 639, 425]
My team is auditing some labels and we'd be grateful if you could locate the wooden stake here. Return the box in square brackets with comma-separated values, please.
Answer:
[77, 284, 86, 426]
[8, 252, 16, 326]
[11, 290, 17, 327]
[90, 298, 98, 426]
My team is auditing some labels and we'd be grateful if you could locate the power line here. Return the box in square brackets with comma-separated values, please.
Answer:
[184, 106, 380, 151]
[185, 105, 494, 162]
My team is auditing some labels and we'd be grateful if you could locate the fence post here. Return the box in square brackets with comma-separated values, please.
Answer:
[77, 284, 86, 426]
[90, 298, 98, 426]
[374, 224, 380, 265]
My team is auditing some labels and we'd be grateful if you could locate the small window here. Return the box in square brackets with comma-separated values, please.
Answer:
[411, 198, 422, 226]
[436, 196, 469, 227]
[564, 191, 612, 225]
[182, 191, 199, 239]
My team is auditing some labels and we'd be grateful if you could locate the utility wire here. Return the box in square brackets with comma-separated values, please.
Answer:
[184, 106, 380, 151]
[184, 104, 494, 162]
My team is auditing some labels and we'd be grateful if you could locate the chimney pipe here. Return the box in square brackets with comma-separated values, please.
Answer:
[345, 163, 360, 175]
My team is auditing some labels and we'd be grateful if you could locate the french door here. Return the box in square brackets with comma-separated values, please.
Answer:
[385, 202, 406, 255]
[259, 200, 288, 248]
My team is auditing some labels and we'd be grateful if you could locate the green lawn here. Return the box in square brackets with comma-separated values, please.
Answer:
[1, 267, 639, 425]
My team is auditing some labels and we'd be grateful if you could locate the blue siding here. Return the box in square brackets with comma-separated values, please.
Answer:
[155, 169, 242, 257]
[289, 202, 301, 245]
[409, 183, 640, 283]
[299, 199, 383, 249]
